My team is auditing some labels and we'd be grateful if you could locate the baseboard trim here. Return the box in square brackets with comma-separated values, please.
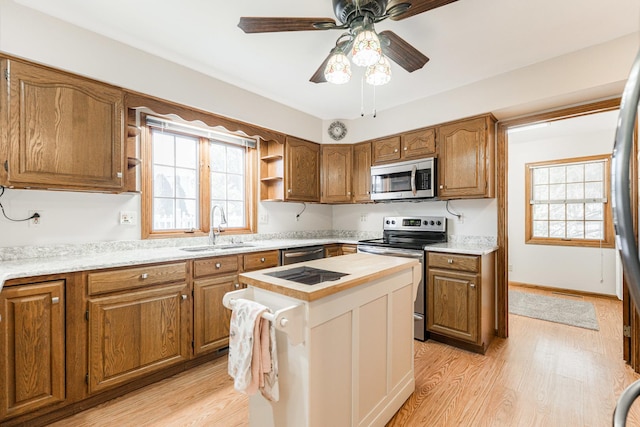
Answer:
[509, 281, 619, 300]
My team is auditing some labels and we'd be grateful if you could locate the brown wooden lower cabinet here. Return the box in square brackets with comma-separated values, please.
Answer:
[193, 274, 238, 355]
[0, 250, 279, 426]
[87, 281, 191, 394]
[426, 251, 495, 354]
[325, 243, 357, 258]
[0, 280, 66, 419]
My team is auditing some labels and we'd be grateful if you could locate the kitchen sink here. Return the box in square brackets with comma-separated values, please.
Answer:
[180, 243, 255, 252]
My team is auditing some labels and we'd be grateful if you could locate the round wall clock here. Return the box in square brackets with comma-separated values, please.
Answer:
[328, 120, 347, 141]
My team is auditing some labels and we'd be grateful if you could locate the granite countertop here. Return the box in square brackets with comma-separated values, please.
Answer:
[424, 242, 498, 256]
[239, 253, 419, 302]
[0, 238, 357, 290]
[0, 235, 497, 291]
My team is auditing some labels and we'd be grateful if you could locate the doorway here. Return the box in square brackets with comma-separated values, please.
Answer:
[495, 98, 627, 339]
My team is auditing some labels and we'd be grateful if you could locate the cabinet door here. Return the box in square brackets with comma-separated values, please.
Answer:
[193, 275, 238, 355]
[3, 59, 124, 190]
[372, 136, 401, 165]
[352, 142, 372, 203]
[427, 268, 479, 343]
[321, 144, 352, 203]
[401, 128, 436, 159]
[0, 281, 65, 419]
[87, 282, 190, 393]
[285, 136, 320, 202]
[437, 116, 493, 199]
[324, 244, 342, 258]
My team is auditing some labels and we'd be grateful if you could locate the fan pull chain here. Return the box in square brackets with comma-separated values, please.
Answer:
[373, 85, 377, 118]
[360, 76, 365, 117]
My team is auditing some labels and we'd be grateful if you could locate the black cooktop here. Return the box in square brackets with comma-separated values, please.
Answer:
[265, 266, 349, 286]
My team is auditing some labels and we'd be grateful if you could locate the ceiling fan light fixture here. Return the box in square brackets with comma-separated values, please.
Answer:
[324, 51, 352, 84]
[365, 55, 392, 86]
[351, 27, 382, 67]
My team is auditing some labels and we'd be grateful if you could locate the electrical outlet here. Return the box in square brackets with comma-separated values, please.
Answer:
[259, 213, 269, 224]
[508, 264, 513, 272]
[360, 213, 368, 222]
[119, 211, 137, 225]
[28, 210, 42, 227]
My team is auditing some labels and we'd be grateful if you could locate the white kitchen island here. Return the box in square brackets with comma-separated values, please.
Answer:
[229, 253, 420, 427]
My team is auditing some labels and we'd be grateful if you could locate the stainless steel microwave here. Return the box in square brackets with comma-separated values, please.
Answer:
[370, 158, 436, 201]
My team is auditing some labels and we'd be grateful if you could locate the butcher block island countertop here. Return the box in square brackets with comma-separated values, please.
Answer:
[239, 252, 420, 301]
[233, 253, 420, 427]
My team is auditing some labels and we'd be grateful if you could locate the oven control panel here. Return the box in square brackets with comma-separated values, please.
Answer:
[382, 216, 447, 233]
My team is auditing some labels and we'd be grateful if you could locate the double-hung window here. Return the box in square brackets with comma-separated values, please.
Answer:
[142, 114, 256, 239]
[525, 154, 614, 248]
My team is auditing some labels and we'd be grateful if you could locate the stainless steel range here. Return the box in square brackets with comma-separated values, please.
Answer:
[357, 216, 447, 341]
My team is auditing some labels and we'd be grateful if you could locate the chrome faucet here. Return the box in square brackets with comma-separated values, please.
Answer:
[209, 205, 227, 245]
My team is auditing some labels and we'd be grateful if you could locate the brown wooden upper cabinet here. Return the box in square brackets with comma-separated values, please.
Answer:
[0, 58, 124, 191]
[401, 127, 436, 160]
[371, 127, 436, 165]
[321, 144, 352, 203]
[372, 135, 401, 164]
[285, 136, 320, 202]
[437, 115, 495, 199]
[352, 141, 372, 203]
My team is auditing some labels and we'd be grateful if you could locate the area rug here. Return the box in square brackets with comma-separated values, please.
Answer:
[509, 290, 599, 330]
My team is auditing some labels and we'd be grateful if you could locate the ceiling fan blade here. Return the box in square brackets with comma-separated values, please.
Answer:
[238, 17, 337, 33]
[379, 30, 429, 72]
[309, 53, 332, 84]
[387, 0, 458, 21]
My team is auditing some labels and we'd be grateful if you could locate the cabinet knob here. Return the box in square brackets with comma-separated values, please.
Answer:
[51, 296, 60, 304]
[181, 294, 188, 300]
[260, 257, 266, 262]
[234, 283, 241, 289]
[116, 172, 123, 178]
[347, 191, 351, 195]
[470, 283, 476, 288]
[141, 273, 149, 279]
[439, 185, 444, 189]
[404, 147, 408, 151]
[288, 189, 292, 193]
[447, 259, 454, 264]
[394, 148, 398, 153]
[215, 263, 222, 269]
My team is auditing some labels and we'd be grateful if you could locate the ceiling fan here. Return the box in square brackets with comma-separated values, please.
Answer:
[238, 0, 458, 85]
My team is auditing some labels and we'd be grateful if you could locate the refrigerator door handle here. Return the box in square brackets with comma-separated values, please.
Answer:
[612, 48, 640, 427]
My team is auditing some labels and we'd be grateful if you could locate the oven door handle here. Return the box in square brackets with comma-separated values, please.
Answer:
[411, 165, 417, 196]
[358, 246, 423, 259]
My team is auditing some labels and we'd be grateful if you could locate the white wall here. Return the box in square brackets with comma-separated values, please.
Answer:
[0, 1, 637, 248]
[332, 199, 497, 237]
[507, 112, 618, 295]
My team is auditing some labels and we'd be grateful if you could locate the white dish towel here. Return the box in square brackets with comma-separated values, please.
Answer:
[228, 298, 279, 402]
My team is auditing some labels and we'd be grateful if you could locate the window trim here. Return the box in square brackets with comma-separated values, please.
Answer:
[524, 153, 614, 248]
[140, 112, 257, 239]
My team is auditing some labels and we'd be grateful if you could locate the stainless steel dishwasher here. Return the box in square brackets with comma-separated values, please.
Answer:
[279, 245, 325, 265]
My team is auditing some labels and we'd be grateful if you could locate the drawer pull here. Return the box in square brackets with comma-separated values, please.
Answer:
[181, 294, 188, 300]
[470, 283, 476, 288]
[447, 259, 454, 264]
[260, 257, 266, 262]
[51, 297, 60, 304]
[141, 273, 149, 279]
[234, 283, 240, 289]
[215, 263, 222, 269]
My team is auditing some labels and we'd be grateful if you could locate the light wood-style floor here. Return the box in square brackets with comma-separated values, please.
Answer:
[48, 286, 640, 427]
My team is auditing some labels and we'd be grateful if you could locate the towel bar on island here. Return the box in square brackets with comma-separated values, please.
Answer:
[222, 288, 306, 345]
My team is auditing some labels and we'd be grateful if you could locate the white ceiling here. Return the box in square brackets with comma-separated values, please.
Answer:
[12, 0, 640, 120]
